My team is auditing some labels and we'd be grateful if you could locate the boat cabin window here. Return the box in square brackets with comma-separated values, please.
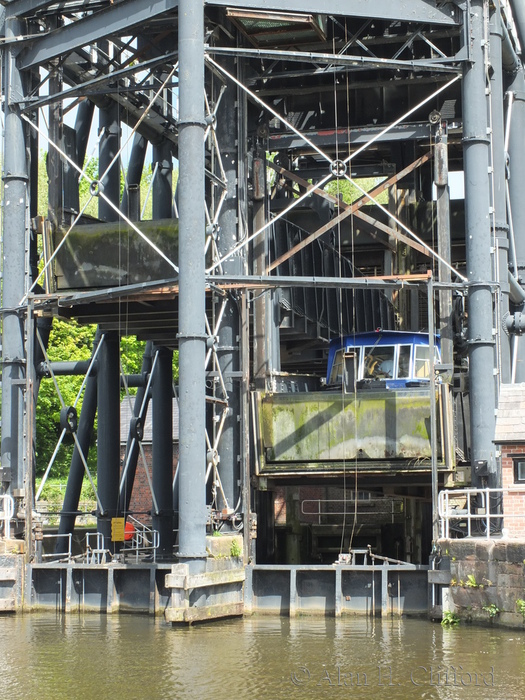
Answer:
[343, 348, 361, 390]
[414, 345, 439, 378]
[398, 345, 411, 378]
[363, 345, 395, 379]
[329, 350, 344, 384]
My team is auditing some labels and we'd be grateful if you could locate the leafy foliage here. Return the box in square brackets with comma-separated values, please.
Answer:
[324, 176, 389, 206]
[441, 611, 460, 627]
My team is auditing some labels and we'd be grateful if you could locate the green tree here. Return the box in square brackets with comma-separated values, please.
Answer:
[325, 176, 389, 206]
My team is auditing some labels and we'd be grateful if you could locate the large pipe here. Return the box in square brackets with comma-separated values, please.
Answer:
[491, 5, 512, 384]
[507, 66, 525, 380]
[120, 132, 147, 218]
[177, 0, 208, 563]
[463, 0, 497, 486]
[510, 0, 525, 60]
[152, 346, 174, 557]
[96, 332, 120, 550]
[152, 139, 173, 220]
[98, 42, 120, 223]
[75, 99, 95, 169]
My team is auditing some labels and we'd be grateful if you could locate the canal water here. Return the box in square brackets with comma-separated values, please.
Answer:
[1, 614, 524, 700]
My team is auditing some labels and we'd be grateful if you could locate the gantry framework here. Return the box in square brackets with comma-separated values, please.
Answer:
[2, 1, 525, 564]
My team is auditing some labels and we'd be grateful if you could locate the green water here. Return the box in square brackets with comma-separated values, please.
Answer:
[0, 614, 524, 700]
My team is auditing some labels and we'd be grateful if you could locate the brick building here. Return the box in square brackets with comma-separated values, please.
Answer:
[494, 384, 525, 538]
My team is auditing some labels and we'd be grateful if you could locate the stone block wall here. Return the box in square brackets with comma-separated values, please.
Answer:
[439, 538, 525, 629]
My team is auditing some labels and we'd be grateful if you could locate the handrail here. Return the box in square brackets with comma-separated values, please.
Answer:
[0, 494, 14, 540]
[302, 497, 404, 525]
[439, 487, 520, 539]
[85, 531, 110, 564]
[41, 533, 72, 562]
[123, 515, 159, 563]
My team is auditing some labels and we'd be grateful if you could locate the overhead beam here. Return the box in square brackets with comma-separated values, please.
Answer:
[17, 0, 461, 70]
[215, 0, 460, 25]
[17, 0, 178, 70]
[3, 0, 58, 18]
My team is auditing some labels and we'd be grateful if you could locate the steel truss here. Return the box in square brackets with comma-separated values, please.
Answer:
[1, 1, 524, 566]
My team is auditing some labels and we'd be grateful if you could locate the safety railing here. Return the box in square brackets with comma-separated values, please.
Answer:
[85, 532, 110, 564]
[301, 497, 404, 525]
[0, 494, 14, 540]
[122, 516, 160, 563]
[40, 533, 73, 562]
[438, 487, 523, 539]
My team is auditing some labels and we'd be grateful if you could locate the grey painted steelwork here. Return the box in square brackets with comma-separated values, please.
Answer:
[462, 0, 497, 485]
[215, 57, 241, 517]
[2, 0, 523, 599]
[507, 65, 525, 380]
[177, 0, 207, 562]
[1, 17, 28, 497]
[15, 0, 460, 71]
[490, 6, 511, 384]
[245, 564, 429, 617]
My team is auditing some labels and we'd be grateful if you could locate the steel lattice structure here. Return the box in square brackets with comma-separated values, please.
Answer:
[1, 1, 525, 573]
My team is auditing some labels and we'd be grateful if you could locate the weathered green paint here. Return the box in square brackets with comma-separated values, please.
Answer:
[49, 218, 179, 290]
[258, 389, 442, 472]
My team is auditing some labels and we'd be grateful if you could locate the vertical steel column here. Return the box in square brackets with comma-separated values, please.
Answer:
[490, 6, 511, 384]
[98, 42, 120, 223]
[463, 0, 497, 485]
[152, 140, 173, 220]
[98, 102, 120, 222]
[507, 66, 525, 380]
[215, 60, 241, 518]
[152, 346, 174, 557]
[434, 128, 453, 368]
[177, 0, 207, 562]
[1, 17, 28, 499]
[56, 331, 101, 553]
[75, 100, 95, 169]
[97, 332, 120, 548]
[47, 56, 63, 230]
[120, 132, 147, 217]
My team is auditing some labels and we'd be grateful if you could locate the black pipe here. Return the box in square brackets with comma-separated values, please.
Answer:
[152, 346, 174, 558]
[96, 331, 120, 550]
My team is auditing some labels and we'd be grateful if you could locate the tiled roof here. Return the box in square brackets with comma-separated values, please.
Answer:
[494, 383, 525, 443]
[120, 396, 179, 444]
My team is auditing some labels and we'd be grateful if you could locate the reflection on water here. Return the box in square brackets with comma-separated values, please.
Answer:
[0, 614, 524, 700]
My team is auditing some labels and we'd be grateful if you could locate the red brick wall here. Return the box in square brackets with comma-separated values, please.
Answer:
[501, 446, 525, 538]
[120, 444, 179, 525]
